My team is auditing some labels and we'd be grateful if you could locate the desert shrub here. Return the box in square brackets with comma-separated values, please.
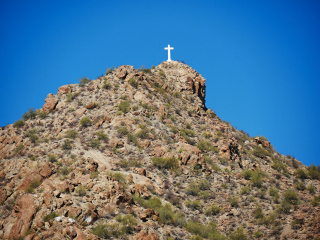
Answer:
[127, 133, 138, 145]
[43, 212, 59, 222]
[79, 76, 91, 86]
[251, 169, 267, 187]
[14, 119, 25, 128]
[90, 171, 99, 179]
[240, 186, 250, 195]
[311, 195, 320, 206]
[253, 205, 264, 219]
[14, 143, 24, 154]
[96, 131, 108, 140]
[75, 185, 87, 196]
[306, 184, 316, 194]
[272, 159, 288, 174]
[253, 230, 263, 239]
[278, 200, 291, 213]
[135, 128, 150, 139]
[205, 204, 222, 216]
[117, 126, 129, 136]
[202, 132, 212, 139]
[65, 129, 78, 139]
[115, 214, 137, 234]
[184, 220, 225, 239]
[80, 116, 91, 127]
[48, 154, 57, 163]
[295, 181, 305, 191]
[229, 227, 246, 240]
[269, 187, 280, 203]
[283, 189, 299, 205]
[48, 154, 58, 163]
[185, 200, 202, 210]
[22, 107, 36, 120]
[307, 164, 320, 180]
[151, 157, 179, 171]
[241, 169, 253, 180]
[180, 129, 195, 137]
[128, 78, 138, 88]
[186, 182, 200, 196]
[102, 80, 112, 89]
[107, 171, 126, 183]
[118, 100, 131, 114]
[60, 166, 71, 176]
[105, 67, 114, 75]
[25, 179, 41, 193]
[295, 168, 308, 179]
[229, 196, 239, 207]
[199, 179, 210, 190]
[89, 139, 101, 149]
[37, 110, 47, 119]
[197, 140, 218, 153]
[253, 145, 271, 158]
[62, 139, 72, 150]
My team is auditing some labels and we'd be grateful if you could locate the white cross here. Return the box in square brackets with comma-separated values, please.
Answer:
[164, 44, 174, 62]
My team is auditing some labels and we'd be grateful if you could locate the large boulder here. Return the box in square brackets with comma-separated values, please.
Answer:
[42, 93, 58, 113]
[3, 194, 36, 239]
[116, 66, 127, 79]
[57, 85, 71, 95]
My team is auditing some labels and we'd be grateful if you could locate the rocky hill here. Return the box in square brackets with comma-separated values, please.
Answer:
[0, 61, 319, 240]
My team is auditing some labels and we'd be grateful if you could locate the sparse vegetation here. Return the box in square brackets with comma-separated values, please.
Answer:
[22, 107, 36, 120]
[205, 204, 222, 216]
[65, 129, 78, 139]
[14, 119, 25, 128]
[25, 179, 41, 193]
[43, 212, 59, 222]
[118, 100, 131, 114]
[152, 157, 179, 171]
[79, 76, 91, 86]
[80, 116, 91, 127]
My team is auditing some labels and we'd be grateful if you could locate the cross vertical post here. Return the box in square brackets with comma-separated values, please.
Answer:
[164, 44, 174, 62]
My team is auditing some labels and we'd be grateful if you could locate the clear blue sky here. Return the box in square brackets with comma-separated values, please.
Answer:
[1, 0, 319, 166]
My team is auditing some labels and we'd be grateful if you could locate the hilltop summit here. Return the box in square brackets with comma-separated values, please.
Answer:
[0, 62, 319, 239]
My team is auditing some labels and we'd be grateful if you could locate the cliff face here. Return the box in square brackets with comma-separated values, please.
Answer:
[0, 61, 319, 240]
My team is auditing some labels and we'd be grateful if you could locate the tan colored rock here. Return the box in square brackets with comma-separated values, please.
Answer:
[42, 93, 58, 113]
[18, 173, 42, 191]
[74, 108, 86, 117]
[116, 65, 127, 79]
[57, 85, 71, 95]
[130, 184, 151, 198]
[153, 146, 167, 157]
[3, 194, 36, 239]
[254, 137, 270, 148]
[133, 228, 159, 240]
[39, 162, 53, 178]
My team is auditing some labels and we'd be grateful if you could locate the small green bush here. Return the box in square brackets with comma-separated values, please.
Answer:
[62, 139, 72, 150]
[117, 126, 129, 136]
[295, 168, 308, 179]
[14, 119, 25, 128]
[75, 185, 87, 196]
[118, 100, 131, 114]
[43, 212, 59, 222]
[186, 182, 200, 196]
[48, 154, 57, 163]
[105, 67, 115, 75]
[152, 157, 179, 171]
[205, 204, 222, 216]
[199, 179, 210, 190]
[311, 195, 320, 206]
[184, 220, 225, 239]
[283, 189, 299, 205]
[196, 140, 218, 153]
[96, 131, 108, 140]
[14, 143, 24, 154]
[90, 171, 99, 179]
[241, 169, 253, 180]
[240, 186, 250, 195]
[25, 179, 41, 193]
[89, 139, 101, 149]
[60, 166, 71, 176]
[79, 76, 91, 86]
[102, 80, 112, 89]
[229, 196, 239, 207]
[202, 132, 212, 139]
[306, 184, 316, 194]
[115, 214, 137, 234]
[307, 164, 320, 180]
[107, 171, 126, 183]
[65, 129, 78, 139]
[128, 78, 138, 88]
[127, 133, 138, 145]
[229, 227, 247, 240]
[22, 107, 36, 120]
[253, 205, 264, 219]
[278, 200, 292, 213]
[37, 110, 47, 119]
[253, 145, 271, 158]
[185, 200, 202, 210]
[80, 116, 91, 127]
[295, 181, 305, 191]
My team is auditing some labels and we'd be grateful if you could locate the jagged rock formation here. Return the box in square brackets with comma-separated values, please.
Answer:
[0, 61, 319, 240]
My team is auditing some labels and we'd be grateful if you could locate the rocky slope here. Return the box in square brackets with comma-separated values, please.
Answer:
[0, 61, 319, 240]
